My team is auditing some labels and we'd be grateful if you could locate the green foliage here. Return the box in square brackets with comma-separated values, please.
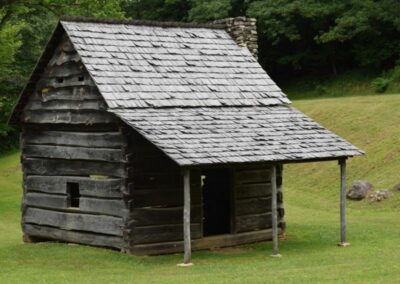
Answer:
[371, 77, 391, 93]
[188, 0, 230, 22]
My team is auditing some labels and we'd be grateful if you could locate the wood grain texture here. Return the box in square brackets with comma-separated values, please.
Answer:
[25, 175, 123, 198]
[23, 207, 123, 236]
[22, 130, 125, 148]
[23, 224, 124, 249]
[132, 223, 201, 244]
[23, 158, 126, 177]
[23, 144, 125, 162]
[22, 110, 118, 124]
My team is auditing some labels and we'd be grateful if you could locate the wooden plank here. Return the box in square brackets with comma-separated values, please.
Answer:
[25, 176, 123, 198]
[131, 206, 201, 226]
[26, 99, 106, 111]
[132, 223, 201, 244]
[22, 110, 118, 124]
[235, 183, 271, 199]
[48, 52, 80, 66]
[79, 198, 125, 217]
[236, 213, 272, 233]
[23, 158, 126, 177]
[132, 187, 201, 207]
[24, 192, 125, 217]
[235, 169, 271, 184]
[44, 62, 84, 78]
[236, 197, 272, 216]
[23, 224, 124, 249]
[39, 77, 95, 89]
[23, 207, 123, 236]
[23, 145, 124, 162]
[22, 130, 125, 148]
[130, 228, 282, 255]
[37, 87, 101, 102]
[25, 192, 67, 208]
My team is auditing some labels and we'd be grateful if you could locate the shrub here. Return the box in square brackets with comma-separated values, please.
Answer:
[315, 85, 328, 96]
[371, 77, 390, 93]
[0, 96, 18, 154]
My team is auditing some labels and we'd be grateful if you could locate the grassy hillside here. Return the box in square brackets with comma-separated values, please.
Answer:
[0, 94, 399, 283]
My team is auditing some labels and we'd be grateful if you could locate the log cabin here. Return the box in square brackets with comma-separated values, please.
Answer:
[9, 16, 363, 263]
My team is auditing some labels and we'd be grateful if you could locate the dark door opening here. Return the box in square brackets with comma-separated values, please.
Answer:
[202, 169, 231, 236]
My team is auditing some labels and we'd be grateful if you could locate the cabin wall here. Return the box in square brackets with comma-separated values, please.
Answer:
[233, 165, 285, 233]
[125, 131, 202, 254]
[20, 35, 129, 250]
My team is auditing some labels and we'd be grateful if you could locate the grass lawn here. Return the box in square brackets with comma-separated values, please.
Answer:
[0, 94, 399, 283]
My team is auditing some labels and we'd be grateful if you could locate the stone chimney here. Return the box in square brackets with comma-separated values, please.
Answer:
[213, 17, 258, 59]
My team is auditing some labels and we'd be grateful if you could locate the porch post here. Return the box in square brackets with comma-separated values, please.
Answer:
[178, 168, 193, 266]
[338, 159, 350, 247]
[271, 165, 281, 257]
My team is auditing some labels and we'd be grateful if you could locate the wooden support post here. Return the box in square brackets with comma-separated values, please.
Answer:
[338, 159, 350, 247]
[178, 168, 193, 266]
[271, 165, 281, 257]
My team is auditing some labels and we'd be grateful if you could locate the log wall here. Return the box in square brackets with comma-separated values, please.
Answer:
[21, 34, 128, 250]
[125, 131, 202, 252]
[233, 165, 285, 233]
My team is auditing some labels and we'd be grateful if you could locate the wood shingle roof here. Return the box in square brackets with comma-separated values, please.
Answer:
[11, 18, 364, 166]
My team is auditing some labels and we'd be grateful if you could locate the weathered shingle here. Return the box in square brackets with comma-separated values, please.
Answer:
[61, 21, 289, 108]
[11, 19, 363, 166]
[113, 106, 364, 166]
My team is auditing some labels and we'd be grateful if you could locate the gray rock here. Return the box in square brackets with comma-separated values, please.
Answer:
[393, 183, 400, 191]
[367, 189, 393, 202]
[347, 181, 373, 200]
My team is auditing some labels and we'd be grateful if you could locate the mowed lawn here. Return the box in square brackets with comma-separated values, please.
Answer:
[0, 94, 399, 283]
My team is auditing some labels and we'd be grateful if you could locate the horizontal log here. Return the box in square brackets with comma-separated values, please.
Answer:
[235, 169, 271, 184]
[24, 192, 125, 217]
[132, 187, 201, 207]
[26, 99, 106, 111]
[23, 224, 124, 249]
[23, 207, 123, 236]
[130, 228, 282, 255]
[131, 205, 201, 226]
[23, 144, 125, 162]
[25, 175, 123, 198]
[236, 197, 272, 216]
[37, 86, 101, 102]
[39, 76, 95, 89]
[23, 158, 126, 177]
[235, 183, 271, 199]
[25, 192, 67, 208]
[22, 130, 125, 148]
[236, 213, 272, 233]
[22, 110, 118, 124]
[44, 62, 85, 78]
[131, 172, 201, 191]
[132, 223, 202, 244]
[48, 52, 80, 66]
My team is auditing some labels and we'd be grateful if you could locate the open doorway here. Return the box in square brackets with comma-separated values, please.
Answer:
[202, 168, 231, 236]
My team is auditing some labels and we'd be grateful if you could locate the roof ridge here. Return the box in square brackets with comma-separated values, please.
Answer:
[60, 16, 225, 30]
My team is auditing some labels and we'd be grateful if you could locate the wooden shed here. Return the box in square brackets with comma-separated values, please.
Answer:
[9, 17, 363, 263]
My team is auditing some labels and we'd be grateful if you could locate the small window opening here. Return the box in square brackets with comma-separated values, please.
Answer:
[56, 77, 64, 83]
[78, 76, 84, 81]
[67, 182, 80, 208]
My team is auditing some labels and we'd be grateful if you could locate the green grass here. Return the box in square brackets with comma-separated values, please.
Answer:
[282, 70, 400, 100]
[1, 94, 400, 283]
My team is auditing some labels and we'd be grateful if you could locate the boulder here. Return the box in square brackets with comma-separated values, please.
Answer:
[367, 189, 393, 202]
[393, 183, 400, 191]
[347, 181, 373, 200]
